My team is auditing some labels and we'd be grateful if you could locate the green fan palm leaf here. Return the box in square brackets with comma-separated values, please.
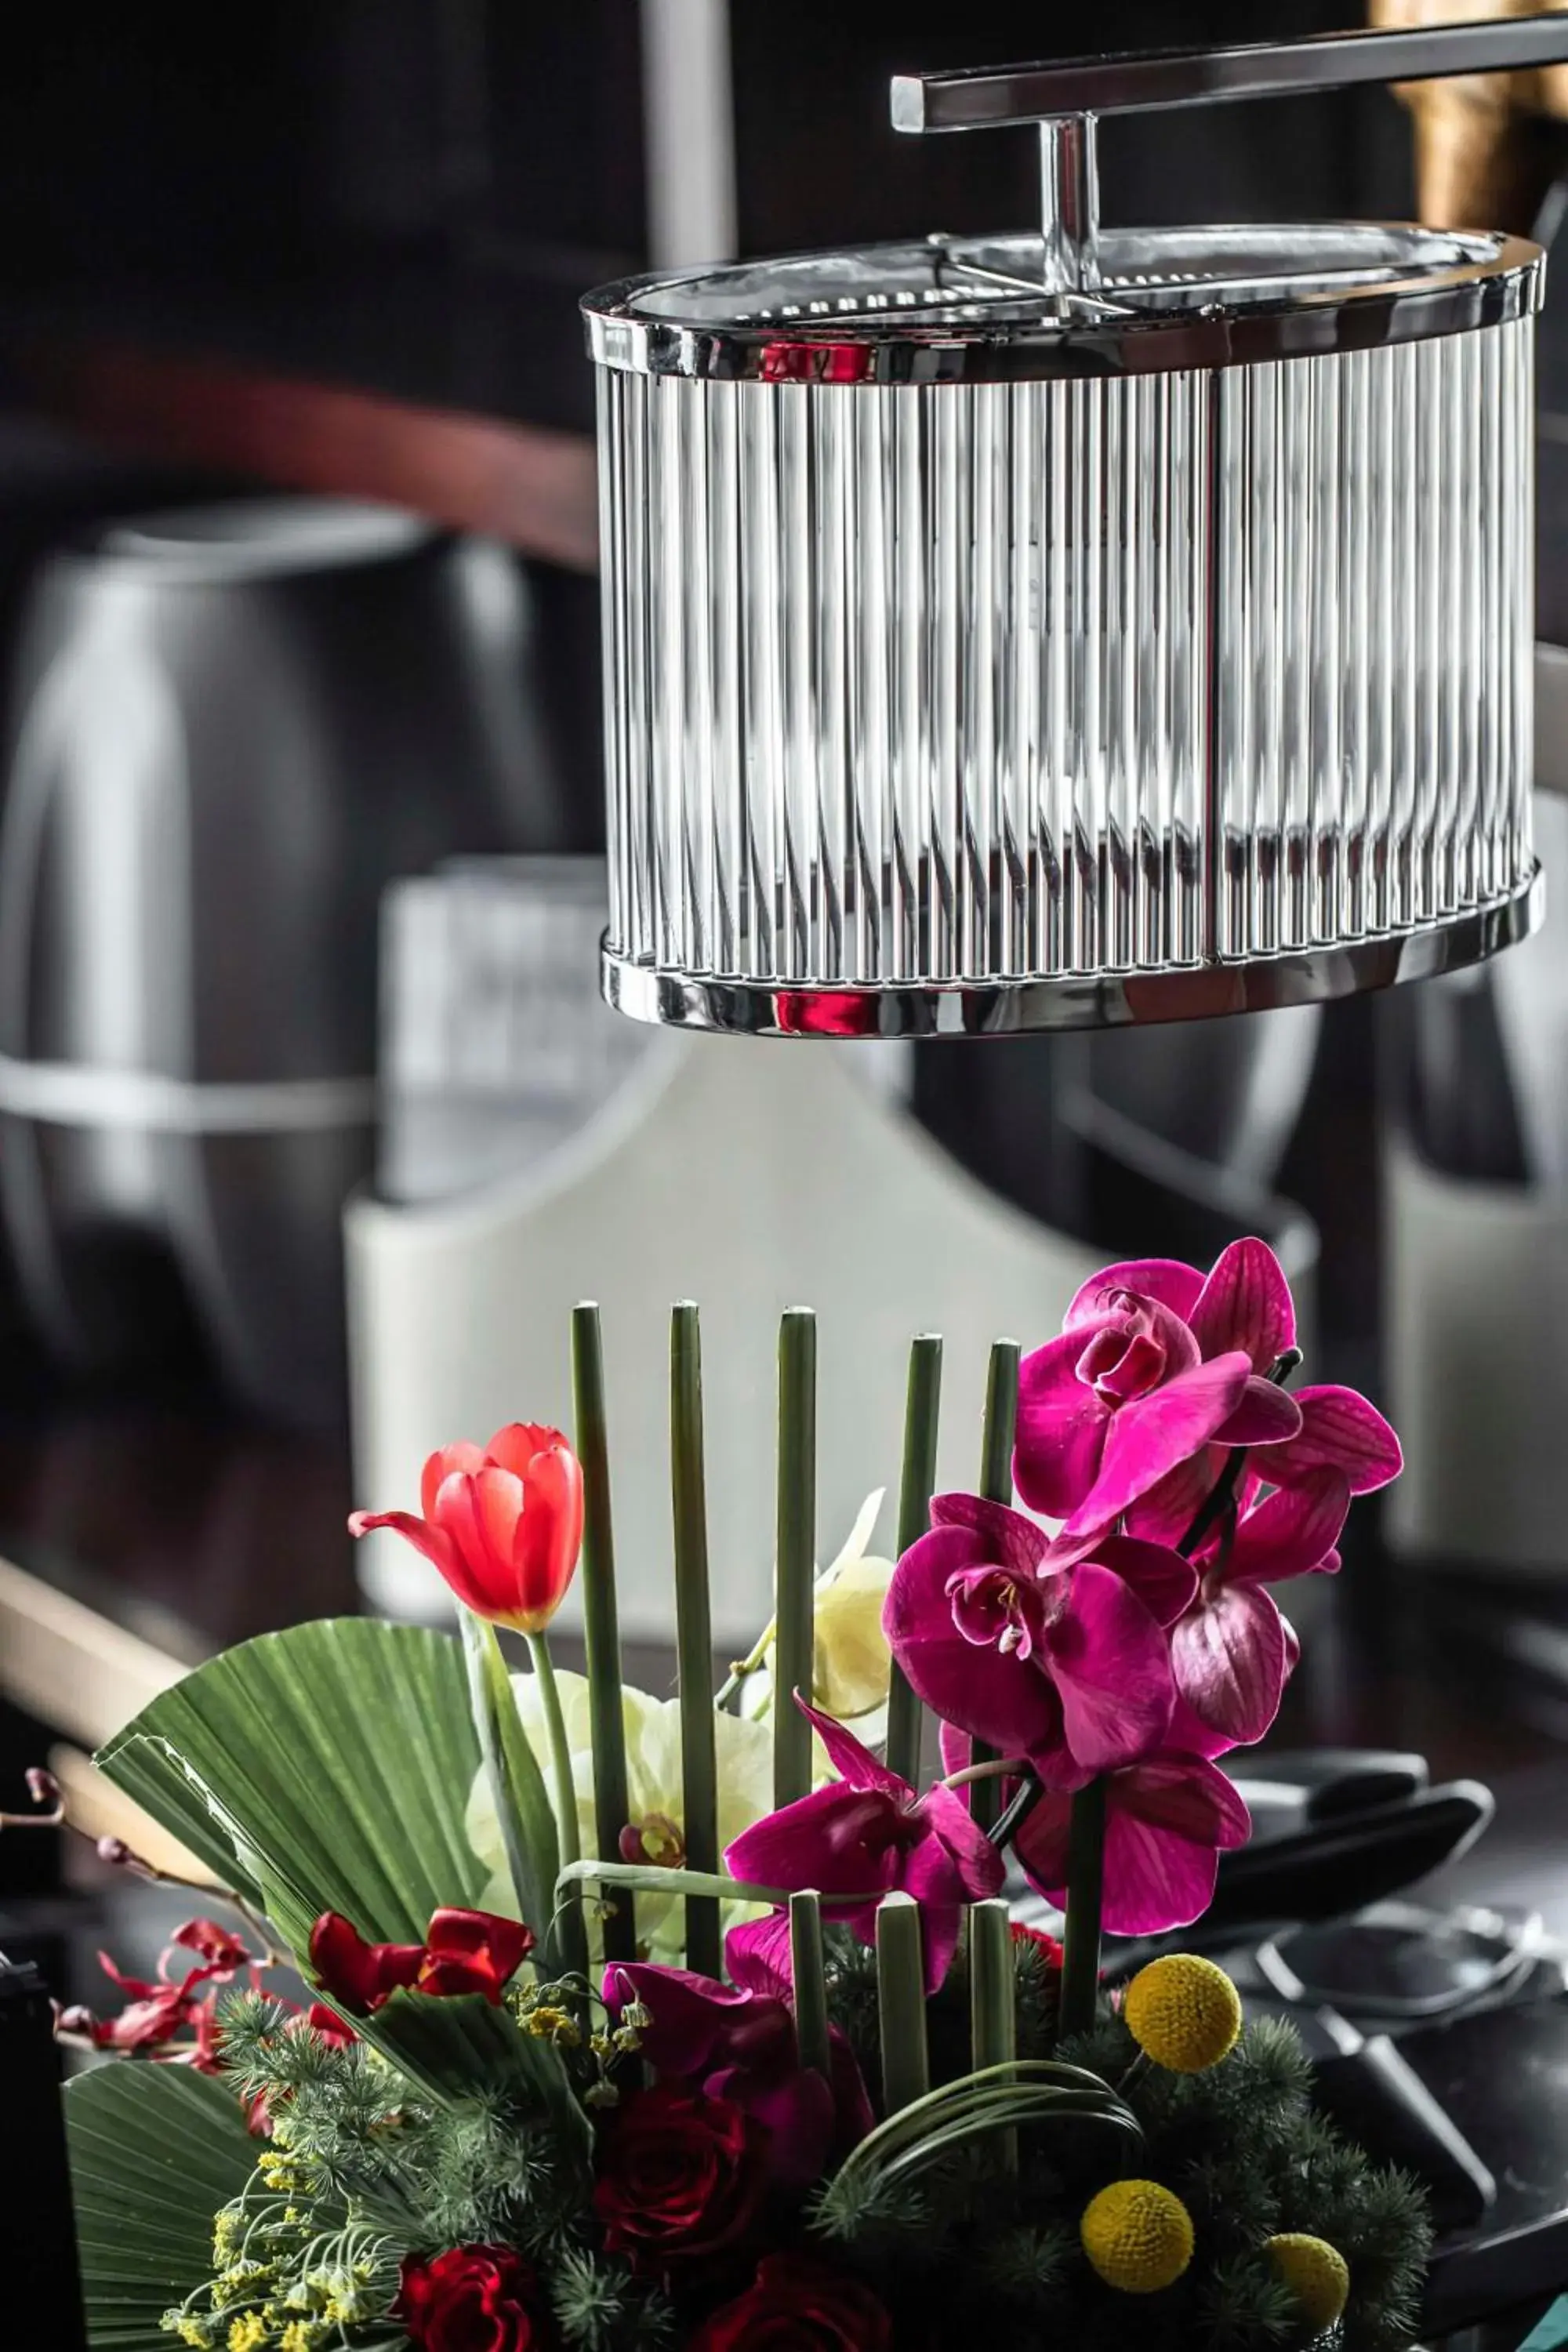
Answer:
[66, 2064, 256, 2351]
[96, 1620, 488, 1958]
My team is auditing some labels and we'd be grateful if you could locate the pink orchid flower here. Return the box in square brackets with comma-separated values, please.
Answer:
[884, 1494, 1191, 1792]
[1015, 1240, 1305, 1538]
[1013, 1751, 1252, 1936]
[1049, 1243, 1401, 1547]
[602, 1957, 872, 2185]
[1165, 1468, 1351, 1756]
[722, 1702, 1004, 1992]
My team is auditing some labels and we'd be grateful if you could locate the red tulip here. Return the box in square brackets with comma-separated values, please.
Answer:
[350, 1423, 583, 1632]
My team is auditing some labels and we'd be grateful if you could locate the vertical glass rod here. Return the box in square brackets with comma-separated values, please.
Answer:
[1039, 112, 1100, 295]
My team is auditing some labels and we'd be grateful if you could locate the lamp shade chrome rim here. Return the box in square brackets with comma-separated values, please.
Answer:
[601, 872, 1544, 1040]
[583, 224, 1543, 386]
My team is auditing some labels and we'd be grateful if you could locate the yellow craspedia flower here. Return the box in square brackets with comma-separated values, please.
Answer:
[1123, 1953, 1243, 2073]
[1265, 2234, 1350, 2329]
[1080, 2179, 1195, 2292]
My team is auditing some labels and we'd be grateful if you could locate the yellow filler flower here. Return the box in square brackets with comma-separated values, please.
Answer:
[1123, 1953, 1243, 2074]
[1080, 2180, 1195, 2292]
[1265, 2234, 1351, 2329]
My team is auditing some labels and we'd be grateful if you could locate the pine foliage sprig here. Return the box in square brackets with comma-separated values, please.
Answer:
[1193, 2255, 1301, 2350]
[549, 2246, 673, 2352]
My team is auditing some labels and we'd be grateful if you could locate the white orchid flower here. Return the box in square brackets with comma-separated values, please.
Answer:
[465, 1670, 775, 1966]
[731, 1489, 896, 1733]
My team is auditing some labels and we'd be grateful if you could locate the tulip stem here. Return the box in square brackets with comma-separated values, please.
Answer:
[671, 1303, 722, 1981]
[774, 1308, 817, 1811]
[462, 1612, 561, 1969]
[969, 1339, 1020, 1836]
[887, 1334, 942, 1790]
[876, 1892, 930, 2112]
[527, 1632, 587, 1978]
[790, 1890, 832, 2082]
[1058, 1775, 1106, 2042]
[526, 1635, 580, 1871]
[572, 1301, 635, 1967]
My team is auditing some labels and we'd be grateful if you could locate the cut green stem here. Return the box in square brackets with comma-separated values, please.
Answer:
[876, 1891, 930, 2113]
[887, 1334, 942, 1790]
[773, 1308, 817, 1810]
[789, 1891, 832, 2082]
[970, 1338, 1020, 1835]
[671, 1303, 721, 1980]
[968, 1897, 1018, 2174]
[1058, 1775, 1107, 2041]
[572, 1301, 634, 1965]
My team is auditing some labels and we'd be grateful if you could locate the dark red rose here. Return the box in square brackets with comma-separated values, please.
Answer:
[309, 1908, 533, 2015]
[396, 2246, 546, 2352]
[689, 2255, 893, 2352]
[593, 2083, 766, 2269]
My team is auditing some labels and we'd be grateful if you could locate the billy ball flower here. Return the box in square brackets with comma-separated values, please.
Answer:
[1265, 2234, 1350, 2330]
[1123, 1953, 1243, 2074]
[1080, 2179, 1195, 2293]
[350, 1422, 583, 1633]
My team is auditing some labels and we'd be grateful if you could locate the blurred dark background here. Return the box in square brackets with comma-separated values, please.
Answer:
[0, 0, 1561, 1829]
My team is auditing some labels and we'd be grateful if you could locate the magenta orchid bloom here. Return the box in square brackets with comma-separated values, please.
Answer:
[602, 1958, 872, 2185]
[1167, 1468, 1351, 1756]
[1043, 1240, 1401, 1547]
[884, 1494, 1191, 1793]
[1015, 1240, 1305, 1539]
[1013, 1751, 1252, 1936]
[722, 1702, 1004, 1991]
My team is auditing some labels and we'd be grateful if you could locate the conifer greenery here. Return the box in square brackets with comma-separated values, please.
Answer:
[137, 1929, 1428, 2352]
[811, 1931, 1431, 2351]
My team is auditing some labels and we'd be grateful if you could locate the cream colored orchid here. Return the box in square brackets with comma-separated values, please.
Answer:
[733, 1489, 897, 1730]
[465, 1669, 775, 1967]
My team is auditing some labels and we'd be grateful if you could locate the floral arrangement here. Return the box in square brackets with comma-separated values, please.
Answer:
[46, 1243, 1434, 2352]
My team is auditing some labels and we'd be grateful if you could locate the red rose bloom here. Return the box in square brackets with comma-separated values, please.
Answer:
[690, 2255, 893, 2352]
[593, 2083, 766, 2270]
[396, 2245, 546, 2352]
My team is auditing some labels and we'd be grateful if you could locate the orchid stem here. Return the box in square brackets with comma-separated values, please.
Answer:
[989, 1768, 1044, 1853]
[1058, 1776, 1106, 2041]
[672, 1303, 722, 1981]
[942, 1757, 1025, 1791]
[528, 1632, 588, 1978]
[573, 1301, 635, 1967]
[1177, 1347, 1301, 1559]
[887, 1334, 943, 1789]
[969, 1339, 1020, 1835]
[774, 1308, 817, 1811]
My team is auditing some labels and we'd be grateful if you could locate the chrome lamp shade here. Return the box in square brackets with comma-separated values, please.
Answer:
[583, 18, 1567, 1038]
